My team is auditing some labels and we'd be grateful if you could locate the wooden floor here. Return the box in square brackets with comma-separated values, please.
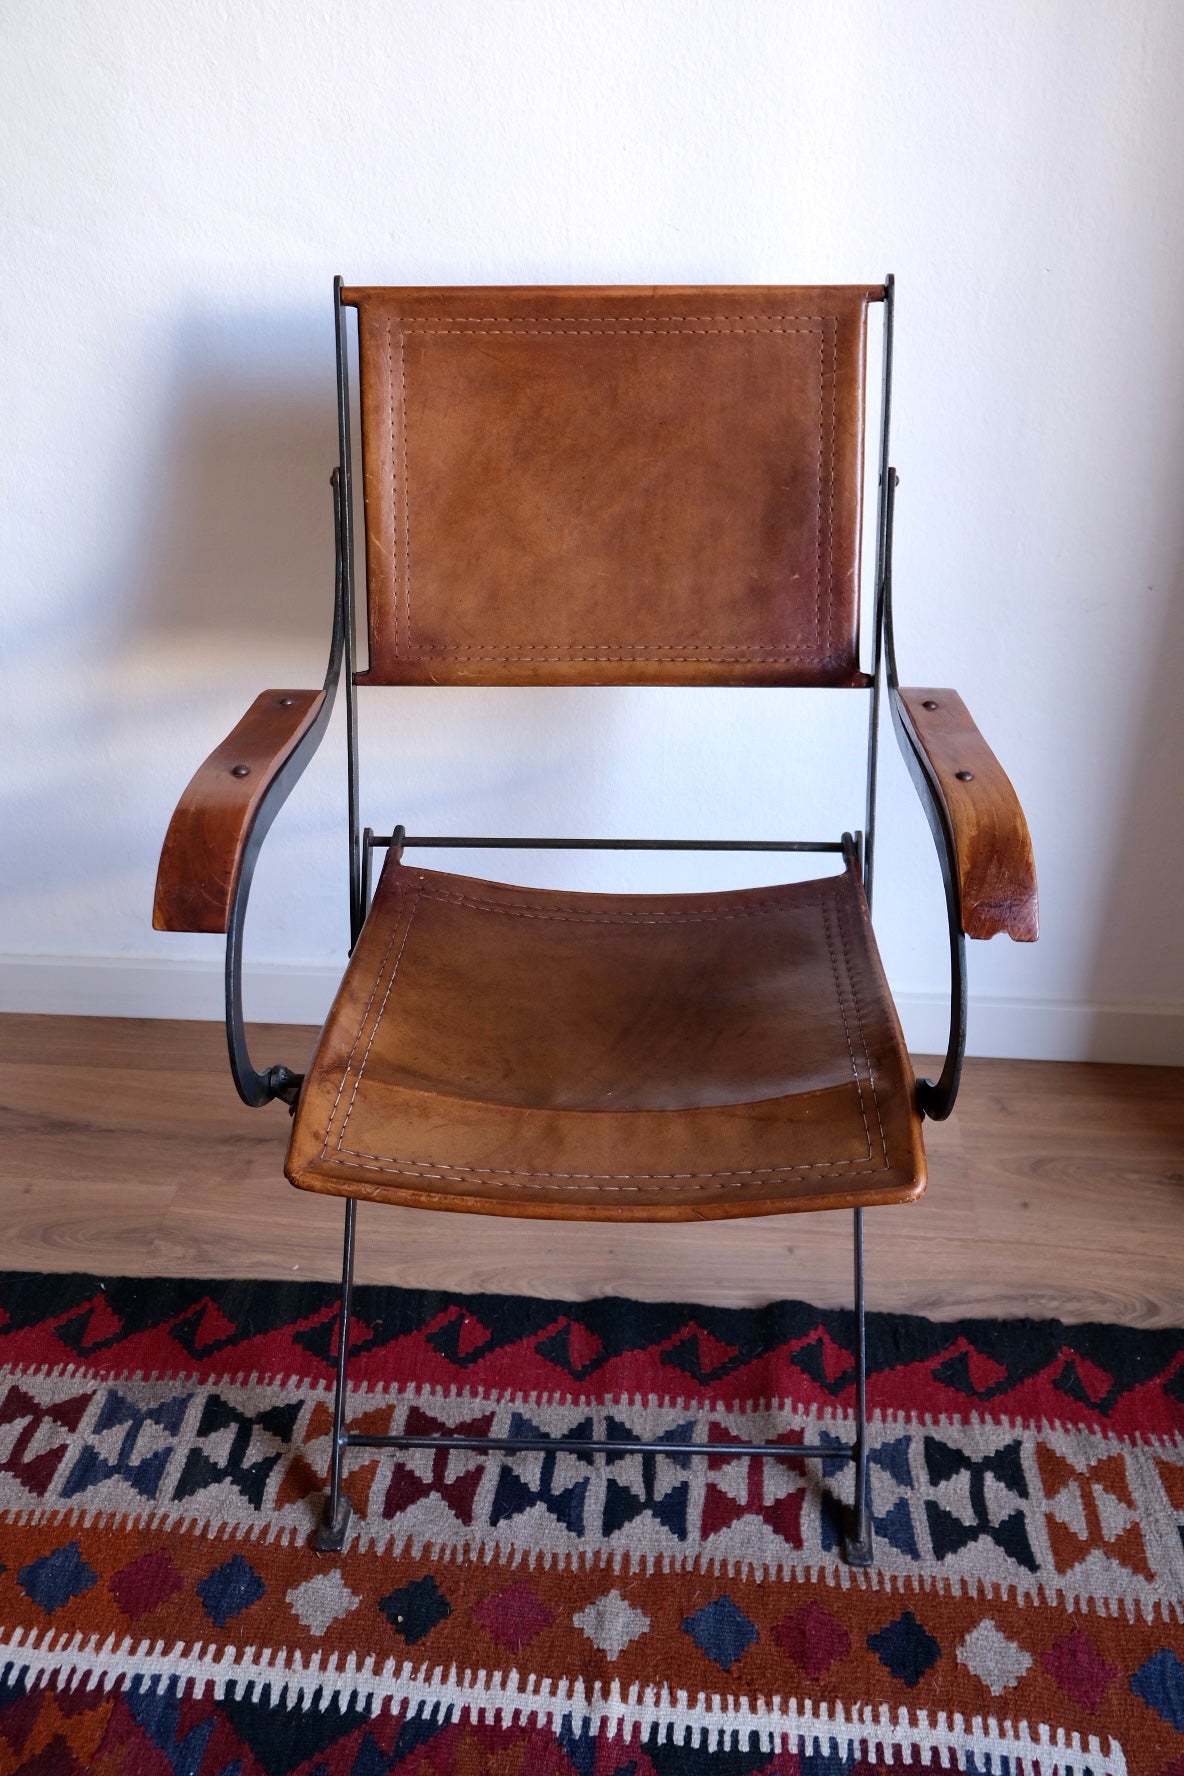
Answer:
[1, 1013, 1181, 1327]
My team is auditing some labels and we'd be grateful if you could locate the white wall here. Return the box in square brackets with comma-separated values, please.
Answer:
[2, 0, 1182, 1062]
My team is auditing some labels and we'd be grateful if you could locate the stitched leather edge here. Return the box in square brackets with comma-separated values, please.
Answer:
[318, 876, 422, 1160]
[318, 872, 893, 1188]
[385, 316, 833, 667]
[314, 1155, 882, 1192]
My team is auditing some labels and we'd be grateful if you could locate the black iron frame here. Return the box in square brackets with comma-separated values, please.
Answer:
[220, 273, 971, 1569]
[224, 471, 348, 1108]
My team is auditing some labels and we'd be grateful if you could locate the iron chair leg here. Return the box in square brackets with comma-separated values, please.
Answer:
[313, 1198, 875, 1565]
[844, 1206, 874, 1566]
[314, 1198, 357, 1554]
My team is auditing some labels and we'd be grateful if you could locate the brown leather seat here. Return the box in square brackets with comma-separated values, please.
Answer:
[286, 855, 925, 1220]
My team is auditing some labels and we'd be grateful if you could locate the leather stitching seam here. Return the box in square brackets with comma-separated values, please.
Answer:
[405, 656, 826, 663]
[814, 324, 825, 660]
[318, 874, 421, 1160]
[399, 326, 409, 660]
[332, 880, 422, 1156]
[820, 895, 875, 1169]
[832, 892, 890, 1171]
[825, 317, 837, 660]
[323, 1157, 881, 1191]
[386, 644, 820, 655]
[384, 317, 400, 656]
[403, 315, 832, 329]
[322, 879, 894, 1189]
[383, 316, 834, 667]
[412, 885, 811, 923]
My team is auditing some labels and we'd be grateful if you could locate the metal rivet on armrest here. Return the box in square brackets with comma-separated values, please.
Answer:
[278, 696, 295, 706]
[231, 764, 251, 778]
[922, 699, 938, 710]
[956, 770, 974, 781]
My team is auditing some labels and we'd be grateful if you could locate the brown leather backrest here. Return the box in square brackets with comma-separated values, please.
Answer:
[343, 284, 882, 687]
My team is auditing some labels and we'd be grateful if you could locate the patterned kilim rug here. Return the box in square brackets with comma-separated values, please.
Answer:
[0, 1272, 1181, 1774]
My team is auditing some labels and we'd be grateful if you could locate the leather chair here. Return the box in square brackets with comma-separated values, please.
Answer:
[154, 277, 1038, 1565]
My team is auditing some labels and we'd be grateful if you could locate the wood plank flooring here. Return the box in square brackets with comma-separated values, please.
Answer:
[1, 1013, 1180, 1326]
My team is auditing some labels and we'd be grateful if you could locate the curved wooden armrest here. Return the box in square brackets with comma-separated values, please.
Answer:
[894, 687, 1039, 943]
[153, 689, 326, 934]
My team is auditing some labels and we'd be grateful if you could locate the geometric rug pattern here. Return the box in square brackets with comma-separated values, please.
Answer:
[0, 1270, 1181, 1772]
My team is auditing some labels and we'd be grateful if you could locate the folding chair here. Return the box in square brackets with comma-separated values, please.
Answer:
[154, 277, 1038, 1565]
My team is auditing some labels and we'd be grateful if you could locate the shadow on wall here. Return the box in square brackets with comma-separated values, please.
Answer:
[1087, 535, 1184, 1068]
[0, 302, 348, 968]
[129, 304, 339, 642]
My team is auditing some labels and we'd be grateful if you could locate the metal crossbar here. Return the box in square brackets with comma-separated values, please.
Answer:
[370, 835, 845, 853]
[341, 1433, 854, 1461]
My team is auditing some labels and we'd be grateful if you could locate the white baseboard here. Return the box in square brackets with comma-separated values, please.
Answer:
[892, 991, 1184, 1066]
[0, 953, 1181, 1065]
[0, 954, 339, 1029]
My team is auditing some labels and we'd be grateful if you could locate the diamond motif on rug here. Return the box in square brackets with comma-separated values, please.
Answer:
[378, 1574, 451, 1645]
[932, 1337, 1011, 1397]
[171, 1296, 239, 1355]
[1042, 1627, 1118, 1711]
[428, 1307, 493, 1364]
[573, 1589, 650, 1660]
[196, 1553, 265, 1627]
[107, 1549, 185, 1619]
[18, 1541, 97, 1615]
[1130, 1649, 1184, 1732]
[1054, 1348, 1115, 1407]
[472, 1580, 553, 1653]
[286, 1569, 361, 1636]
[772, 1600, 851, 1678]
[57, 1292, 124, 1352]
[956, 1616, 1033, 1695]
[681, 1595, 759, 1671]
[868, 1610, 942, 1687]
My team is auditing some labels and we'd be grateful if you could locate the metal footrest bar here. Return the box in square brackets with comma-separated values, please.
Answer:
[340, 1431, 852, 1460]
[370, 834, 845, 853]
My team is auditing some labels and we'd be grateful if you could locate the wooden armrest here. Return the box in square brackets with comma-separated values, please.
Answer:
[153, 689, 325, 933]
[894, 687, 1039, 942]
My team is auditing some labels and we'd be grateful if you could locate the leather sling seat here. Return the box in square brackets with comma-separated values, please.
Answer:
[286, 855, 925, 1220]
